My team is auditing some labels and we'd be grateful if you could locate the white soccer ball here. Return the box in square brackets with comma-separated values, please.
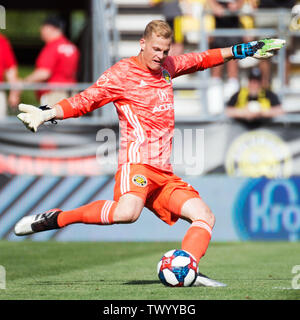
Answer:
[157, 249, 198, 287]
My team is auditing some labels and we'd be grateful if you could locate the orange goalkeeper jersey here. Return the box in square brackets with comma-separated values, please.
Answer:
[58, 49, 224, 172]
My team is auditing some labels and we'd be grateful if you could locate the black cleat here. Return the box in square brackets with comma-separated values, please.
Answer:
[14, 209, 62, 236]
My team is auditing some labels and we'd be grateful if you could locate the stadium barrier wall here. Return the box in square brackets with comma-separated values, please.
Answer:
[0, 174, 300, 242]
[0, 120, 299, 241]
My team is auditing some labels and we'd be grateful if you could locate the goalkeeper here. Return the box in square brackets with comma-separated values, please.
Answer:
[14, 20, 285, 287]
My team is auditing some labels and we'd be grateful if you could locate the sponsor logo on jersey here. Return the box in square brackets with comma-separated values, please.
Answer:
[234, 178, 300, 241]
[153, 103, 174, 113]
[162, 69, 171, 83]
[158, 89, 169, 101]
[132, 174, 147, 187]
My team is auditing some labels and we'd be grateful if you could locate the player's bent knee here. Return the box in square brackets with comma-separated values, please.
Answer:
[113, 193, 144, 224]
[116, 209, 140, 224]
[113, 204, 141, 223]
[191, 206, 215, 228]
[205, 210, 215, 228]
[181, 197, 215, 228]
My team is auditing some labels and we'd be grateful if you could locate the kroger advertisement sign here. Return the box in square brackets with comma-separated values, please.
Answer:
[234, 178, 300, 241]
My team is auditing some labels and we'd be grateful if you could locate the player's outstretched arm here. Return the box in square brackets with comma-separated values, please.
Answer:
[17, 103, 62, 132]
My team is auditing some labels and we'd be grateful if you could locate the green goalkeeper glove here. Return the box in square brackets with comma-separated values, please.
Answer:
[232, 38, 286, 60]
[17, 104, 57, 132]
[253, 38, 286, 59]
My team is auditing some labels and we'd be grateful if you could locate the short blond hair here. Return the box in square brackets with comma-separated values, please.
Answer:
[143, 20, 173, 40]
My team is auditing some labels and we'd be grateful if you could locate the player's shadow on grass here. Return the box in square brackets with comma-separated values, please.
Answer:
[124, 280, 160, 285]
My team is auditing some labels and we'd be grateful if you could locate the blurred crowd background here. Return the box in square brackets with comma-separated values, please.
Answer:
[0, 0, 300, 121]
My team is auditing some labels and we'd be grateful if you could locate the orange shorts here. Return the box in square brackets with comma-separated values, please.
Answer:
[114, 163, 200, 225]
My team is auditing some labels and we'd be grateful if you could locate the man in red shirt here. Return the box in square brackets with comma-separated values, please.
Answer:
[0, 33, 20, 117]
[15, 20, 284, 286]
[23, 16, 79, 106]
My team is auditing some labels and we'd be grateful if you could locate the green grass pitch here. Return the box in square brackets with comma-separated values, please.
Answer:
[0, 241, 299, 300]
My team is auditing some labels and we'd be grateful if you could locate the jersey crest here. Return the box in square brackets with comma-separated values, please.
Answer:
[162, 69, 171, 84]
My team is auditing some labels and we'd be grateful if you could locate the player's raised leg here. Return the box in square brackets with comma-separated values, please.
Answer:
[14, 193, 144, 236]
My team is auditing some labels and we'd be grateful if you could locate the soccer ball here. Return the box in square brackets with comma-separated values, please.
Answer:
[157, 249, 198, 287]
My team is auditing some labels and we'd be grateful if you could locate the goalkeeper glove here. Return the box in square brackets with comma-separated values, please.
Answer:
[232, 38, 286, 60]
[17, 104, 57, 132]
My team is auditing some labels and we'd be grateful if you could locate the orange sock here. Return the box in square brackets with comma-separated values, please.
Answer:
[181, 219, 212, 264]
[57, 200, 117, 227]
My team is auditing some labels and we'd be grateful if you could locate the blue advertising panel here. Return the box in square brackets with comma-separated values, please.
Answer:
[234, 178, 300, 241]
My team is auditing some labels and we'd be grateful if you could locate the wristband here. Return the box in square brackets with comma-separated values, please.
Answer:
[39, 105, 57, 124]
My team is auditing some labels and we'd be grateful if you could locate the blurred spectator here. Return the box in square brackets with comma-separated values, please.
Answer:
[23, 16, 80, 106]
[286, 2, 300, 85]
[226, 67, 284, 127]
[0, 32, 20, 118]
[256, 0, 296, 88]
[149, 0, 184, 55]
[207, 0, 246, 102]
[289, 2, 300, 32]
